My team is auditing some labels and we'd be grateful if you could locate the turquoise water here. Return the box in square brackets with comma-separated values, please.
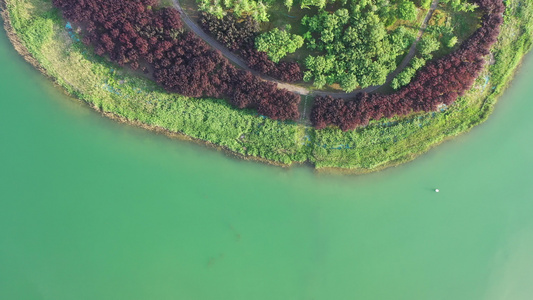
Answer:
[1, 28, 533, 299]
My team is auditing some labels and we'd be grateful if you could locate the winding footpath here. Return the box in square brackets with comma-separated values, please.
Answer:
[172, 0, 440, 99]
[171, 0, 309, 95]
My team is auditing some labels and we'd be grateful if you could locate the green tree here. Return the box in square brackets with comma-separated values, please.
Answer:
[446, 36, 458, 48]
[340, 73, 359, 92]
[420, 0, 432, 9]
[397, 1, 418, 21]
[410, 57, 426, 69]
[284, 0, 293, 11]
[417, 35, 440, 56]
[391, 67, 416, 89]
[335, 8, 350, 24]
[300, 0, 327, 9]
[314, 74, 327, 88]
[300, 0, 416, 91]
[255, 29, 304, 62]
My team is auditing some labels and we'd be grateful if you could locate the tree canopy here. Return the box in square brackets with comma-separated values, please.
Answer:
[255, 28, 304, 63]
[300, 2, 414, 91]
[311, 0, 504, 130]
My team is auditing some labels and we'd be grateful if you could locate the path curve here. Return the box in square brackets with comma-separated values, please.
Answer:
[171, 0, 309, 95]
[314, 0, 440, 98]
[172, 0, 439, 98]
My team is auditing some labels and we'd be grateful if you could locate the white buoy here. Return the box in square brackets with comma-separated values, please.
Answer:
[435, 189, 440, 193]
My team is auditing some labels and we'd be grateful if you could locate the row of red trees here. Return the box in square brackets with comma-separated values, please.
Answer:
[311, 0, 505, 131]
[199, 12, 303, 82]
[53, 0, 300, 121]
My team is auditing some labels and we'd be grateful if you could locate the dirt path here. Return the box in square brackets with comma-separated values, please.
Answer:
[173, 0, 439, 99]
[313, 0, 440, 99]
[171, 0, 309, 95]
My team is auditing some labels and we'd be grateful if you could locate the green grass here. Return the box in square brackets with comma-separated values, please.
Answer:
[3, 0, 533, 173]
[311, 0, 533, 171]
[424, 5, 482, 59]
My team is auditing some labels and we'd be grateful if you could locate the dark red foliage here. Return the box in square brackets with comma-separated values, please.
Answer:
[311, 0, 505, 130]
[199, 12, 303, 82]
[53, 0, 299, 121]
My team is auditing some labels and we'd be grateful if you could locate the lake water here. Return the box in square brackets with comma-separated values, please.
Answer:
[1, 27, 532, 300]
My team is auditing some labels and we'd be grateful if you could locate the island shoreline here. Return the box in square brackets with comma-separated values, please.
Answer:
[1, 0, 531, 175]
[0, 1, 295, 169]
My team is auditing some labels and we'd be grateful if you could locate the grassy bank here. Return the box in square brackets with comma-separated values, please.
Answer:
[1, 0, 532, 172]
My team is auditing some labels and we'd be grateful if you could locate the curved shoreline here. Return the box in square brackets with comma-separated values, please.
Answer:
[2, 0, 532, 174]
[5, 19, 301, 170]
[0, 2, 294, 168]
[174, 0, 441, 98]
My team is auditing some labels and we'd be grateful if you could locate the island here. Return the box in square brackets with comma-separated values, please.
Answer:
[1, 0, 532, 173]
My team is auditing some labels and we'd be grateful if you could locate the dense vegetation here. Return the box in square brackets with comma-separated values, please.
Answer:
[4, 0, 533, 171]
[196, 0, 432, 91]
[440, 0, 479, 11]
[195, 0, 488, 95]
[52, 0, 301, 121]
[197, 0, 270, 21]
[301, 2, 416, 91]
[311, 0, 504, 131]
[255, 27, 304, 63]
[199, 12, 303, 82]
[390, 8, 473, 90]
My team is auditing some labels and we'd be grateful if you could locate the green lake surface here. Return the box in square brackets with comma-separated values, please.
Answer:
[1, 27, 533, 300]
